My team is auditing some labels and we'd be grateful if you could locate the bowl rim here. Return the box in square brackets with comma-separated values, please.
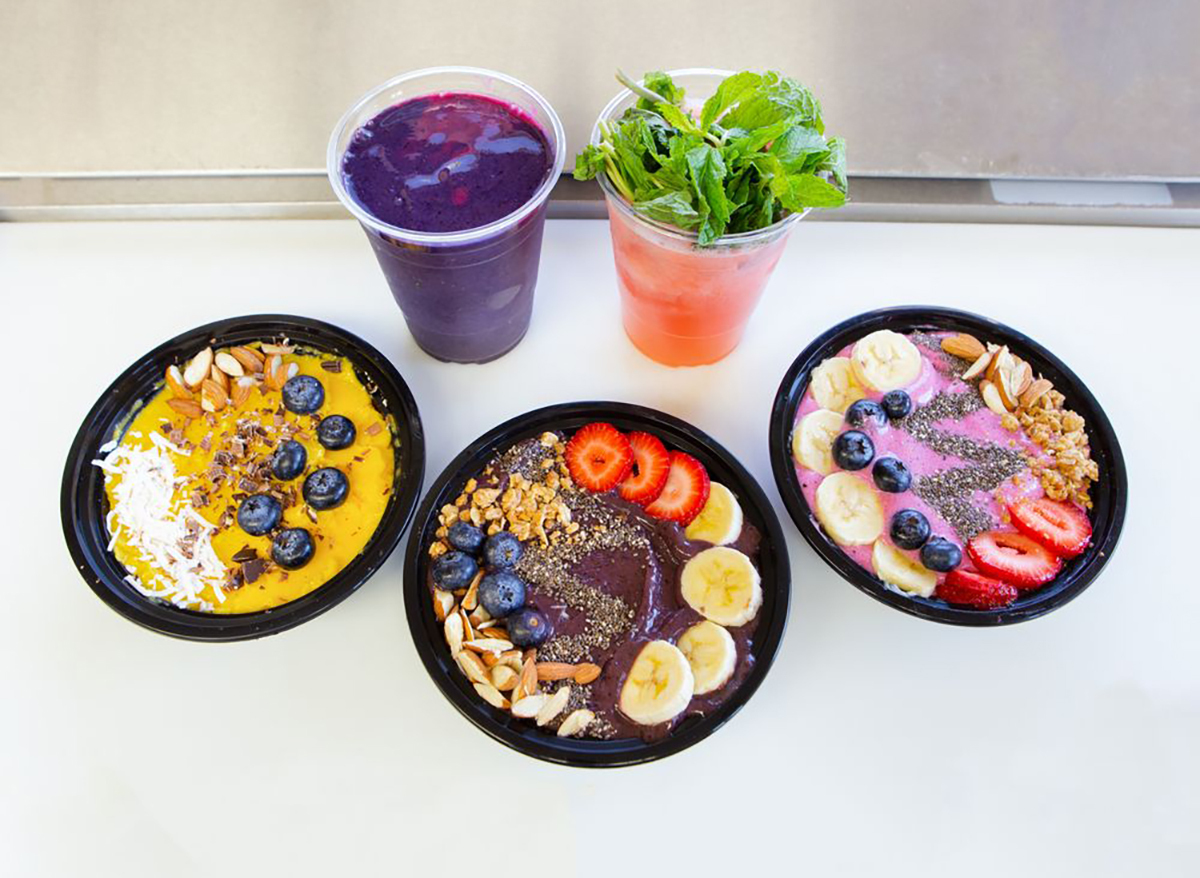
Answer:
[768, 305, 1127, 626]
[60, 313, 426, 641]
[403, 401, 791, 767]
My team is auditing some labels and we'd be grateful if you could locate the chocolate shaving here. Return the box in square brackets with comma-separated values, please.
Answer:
[190, 491, 209, 510]
[231, 545, 258, 563]
[365, 423, 382, 436]
[199, 435, 212, 452]
[238, 477, 260, 494]
[320, 360, 342, 373]
[241, 558, 268, 584]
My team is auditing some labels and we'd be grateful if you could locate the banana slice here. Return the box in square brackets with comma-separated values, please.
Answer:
[677, 621, 737, 695]
[685, 482, 743, 545]
[815, 472, 884, 546]
[619, 640, 695, 725]
[810, 357, 865, 413]
[680, 546, 763, 627]
[850, 330, 922, 392]
[792, 408, 844, 475]
[871, 539, 937, 597]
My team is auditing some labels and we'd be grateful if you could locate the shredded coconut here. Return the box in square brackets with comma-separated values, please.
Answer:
[92, 431, 228, 611]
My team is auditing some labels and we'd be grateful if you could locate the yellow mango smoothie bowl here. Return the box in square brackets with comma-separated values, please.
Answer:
[62, 316, 425, 641]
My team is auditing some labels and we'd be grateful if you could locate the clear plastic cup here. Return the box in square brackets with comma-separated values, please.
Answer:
[328, 67, 565, 364]
[593, 69, 806, 367]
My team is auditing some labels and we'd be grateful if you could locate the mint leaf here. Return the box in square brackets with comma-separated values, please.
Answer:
[573, 144, 607, 181]
[818, 136, 848, 192]
[638, 71, 685, 109]
[699, 71, 767, 130]
[722, 74, 823, 133]
[634, 191, 702, 229]
[770, 126, 830, 172]
[777, 172, 846, 209]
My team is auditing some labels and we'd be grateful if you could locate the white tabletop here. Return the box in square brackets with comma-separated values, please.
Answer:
[3, 218, 1196, 877]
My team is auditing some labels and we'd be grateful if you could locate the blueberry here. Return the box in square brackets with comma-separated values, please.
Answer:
[281, 374, 325, 414]
[507, 607, 551, 648]
[845, 399, 887, 428]
[882, 390, 913, 421]
[446, 521, 485, 554]
[484, 531, 523, 568]
[478, 571, 526, 618]
[833, 430, 875, 471]
[236, 493, 282, 536]
[316, 414, 356, 450]
[890, 509, 931, 550]
[271, 527, 315, 569]
[303, 467, 349, 510]
[431, 550, 478, 591]
[271, 439, 307, 481]
[872, 457, 912, 493]
[920, 537, 963, 572]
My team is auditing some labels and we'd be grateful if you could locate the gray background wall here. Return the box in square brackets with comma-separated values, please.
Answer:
[1, 0, 1196, 180]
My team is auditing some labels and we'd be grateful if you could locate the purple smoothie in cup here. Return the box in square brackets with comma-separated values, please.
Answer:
[329, 69, 564, 364]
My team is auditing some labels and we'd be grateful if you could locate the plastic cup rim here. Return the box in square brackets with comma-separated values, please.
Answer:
[327, 66, 566, 246]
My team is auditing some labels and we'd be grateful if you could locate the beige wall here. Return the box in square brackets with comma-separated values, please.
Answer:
[1, 0, 1195, 179]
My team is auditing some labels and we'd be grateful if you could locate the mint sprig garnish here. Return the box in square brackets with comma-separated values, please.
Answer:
[575, 69, 847, 245]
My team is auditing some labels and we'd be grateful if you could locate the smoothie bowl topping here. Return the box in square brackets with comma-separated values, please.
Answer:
[425, 421, 763, 741]
[92, 339, 397, 613]
[791, 328, 1099, 610]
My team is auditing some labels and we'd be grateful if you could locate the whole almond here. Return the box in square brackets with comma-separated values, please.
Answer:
[214, 351, 245, 378]
[536, 662, 578, 682]
[167, 398, 203, 419]
[229, 346, 265, 373]
[1020, 377, 1054, 408]
[941, 333, 987, 361]
[182, 346, 214, 389]
[165, 364, 190, 398]
[573, 663, 602, 685]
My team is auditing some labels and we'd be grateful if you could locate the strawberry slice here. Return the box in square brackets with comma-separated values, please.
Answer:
[644, 452, 710, 525]
[618, 431, 672, 505]
[967, 530, 1062, 588]
[1009, 497, 1092, 559]
[564, 422, 634, 493]
[937, 569, 1019, 609]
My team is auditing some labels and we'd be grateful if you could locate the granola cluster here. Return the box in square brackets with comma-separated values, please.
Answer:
[429, 431, 583, 558]
[1016, 388, 1100, 508]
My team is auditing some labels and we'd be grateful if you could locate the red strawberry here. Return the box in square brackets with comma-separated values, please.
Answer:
[1009, 497, 1092, 559]
[618, 431, 672, 505]
[644, 452, 710, 525]
[564, 422, 634, 493]
[967, 530, 1062, 588]
[937, 569, 1019, 609]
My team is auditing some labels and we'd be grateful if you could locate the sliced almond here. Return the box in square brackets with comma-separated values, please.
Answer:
[573, 663, 602, 685]
[960, 348, 994, 381]
[182, 346, 214, 390]
[498, 650, 524, 673]
[444, 612, 464, 657]
[467, 604, 491, 628]
[164, 364, 191, 398]
[458, 607, 475, 642]
[166, 398, 203, 419]
[229, 346, 265, 373]
[432, 590, 455, 623]
[941, 333, 987, 361]
[536, 662, 578, 682]
[1012, 359, 1033, 395]
[285, 362, 300, 382]
[556, 709, 595, 738]
[260, 342, 295, 355]
[463, 638, 514, 654]
[995, 365, 1020, 410]
[461, 570, 483, 612]
[1020, 377, 1054, 408]
[490, 665, 518, 691]
[985, 345, 1013, 384]
[979, 379, 1008, 416]
[473, 682, 510, 710]
[213, 351, 245, 378]
[200, 378, 229, 413]
[481, 651, 500, 668]
[263, 354, 286, 390]
[456, 650, 489, 685]
[535, 686, 571, 726]
[516, 655, 538, 700]
[510, 693, 548, 719]
[231, 376, 255, 408]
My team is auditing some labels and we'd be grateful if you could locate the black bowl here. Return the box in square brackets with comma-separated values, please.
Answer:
[404, 402, 790, 767]
[61, 314, 425, 641]
[769, 306, 1126, 626]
